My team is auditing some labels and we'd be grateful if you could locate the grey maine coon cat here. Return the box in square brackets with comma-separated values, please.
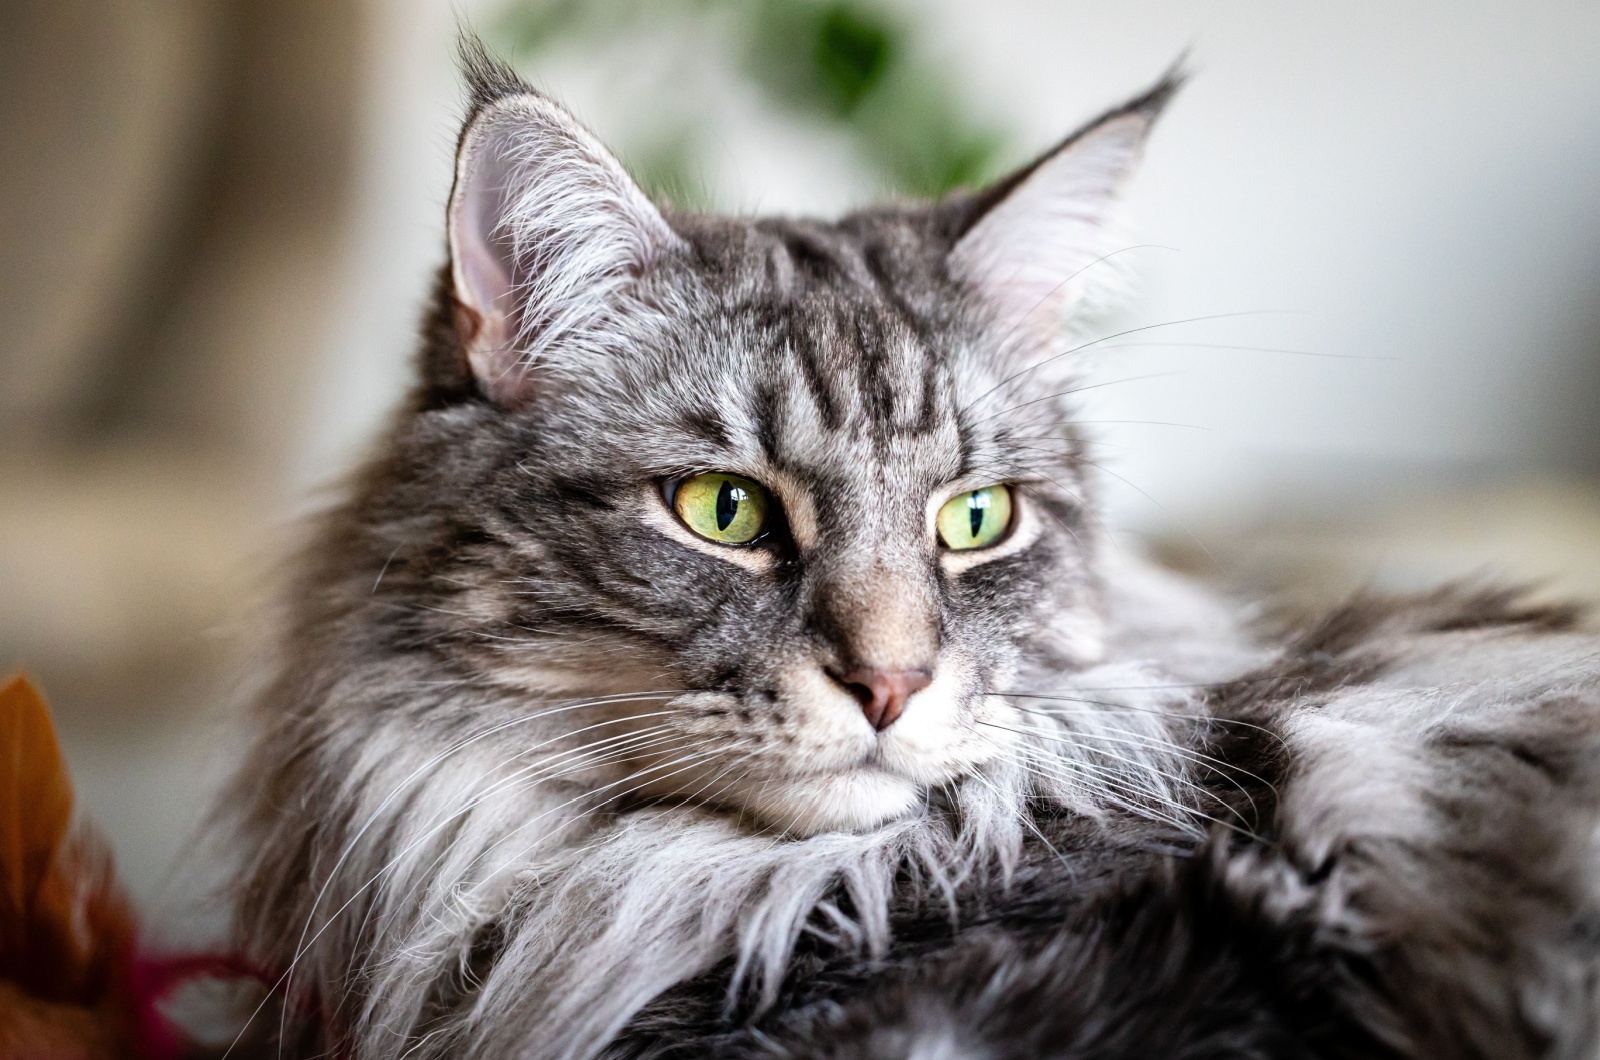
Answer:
[225, 43, 1600, 1060]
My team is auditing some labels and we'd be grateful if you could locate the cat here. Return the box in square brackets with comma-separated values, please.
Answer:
[222, 40, 1600, 1060]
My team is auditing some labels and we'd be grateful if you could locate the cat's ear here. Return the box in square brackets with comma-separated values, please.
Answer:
[447, 46, 681, 405]
[947, 72, 1181, 347]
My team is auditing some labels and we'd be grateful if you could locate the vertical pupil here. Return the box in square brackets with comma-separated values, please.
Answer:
[968, 490, 990, 539]
[715, 480, 743, 531]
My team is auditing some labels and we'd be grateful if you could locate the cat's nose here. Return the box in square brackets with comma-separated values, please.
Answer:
[832, 668, 933, 731]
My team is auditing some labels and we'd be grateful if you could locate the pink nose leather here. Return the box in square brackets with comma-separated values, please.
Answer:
[834, 668, 933, 731]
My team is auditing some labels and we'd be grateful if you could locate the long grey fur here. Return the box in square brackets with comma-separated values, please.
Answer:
[219, 42, 1600, 1060]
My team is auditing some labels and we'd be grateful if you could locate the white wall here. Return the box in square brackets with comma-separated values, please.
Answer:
[304, 0, 1600, 534]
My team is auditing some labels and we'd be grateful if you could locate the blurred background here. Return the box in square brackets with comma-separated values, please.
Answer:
[2, 0, 1598, 932]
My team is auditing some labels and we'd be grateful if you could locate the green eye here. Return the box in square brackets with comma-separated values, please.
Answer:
[672, 473, 770, 545]
[936, 485, 1014, 551]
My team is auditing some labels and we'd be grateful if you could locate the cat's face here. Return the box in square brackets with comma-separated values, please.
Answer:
[364, 73, 1167, 834]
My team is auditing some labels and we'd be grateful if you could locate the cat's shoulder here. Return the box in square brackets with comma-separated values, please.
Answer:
[1263, 582, 1598, 730]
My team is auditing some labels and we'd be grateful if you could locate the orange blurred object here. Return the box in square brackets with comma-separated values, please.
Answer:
[0, 674, 137, 1060]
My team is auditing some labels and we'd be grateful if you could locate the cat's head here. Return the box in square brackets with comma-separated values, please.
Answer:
[352, 49, 1174, 836]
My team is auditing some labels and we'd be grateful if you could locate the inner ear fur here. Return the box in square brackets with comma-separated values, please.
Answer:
[944, 70, 1182, 351]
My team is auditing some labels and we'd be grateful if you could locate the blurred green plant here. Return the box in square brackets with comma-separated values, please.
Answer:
[491, 0, 1006, 207]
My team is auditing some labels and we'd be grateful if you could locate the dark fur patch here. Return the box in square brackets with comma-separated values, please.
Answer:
[619, 850, 1398, 1060]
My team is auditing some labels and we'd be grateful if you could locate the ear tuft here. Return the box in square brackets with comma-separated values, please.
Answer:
[948, 65, 1184, 352]
[457, 33, 533, 113]
[447, 39, 682, 406]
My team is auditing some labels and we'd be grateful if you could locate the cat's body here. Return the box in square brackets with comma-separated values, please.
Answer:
[225, 46, 1600, 1059]
[611, 583, 1600, 1060]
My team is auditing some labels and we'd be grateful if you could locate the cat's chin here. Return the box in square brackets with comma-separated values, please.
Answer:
[737, 768, 923, 836]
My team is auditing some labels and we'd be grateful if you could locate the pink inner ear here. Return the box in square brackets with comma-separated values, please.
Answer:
[452, 143, 527, 401]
